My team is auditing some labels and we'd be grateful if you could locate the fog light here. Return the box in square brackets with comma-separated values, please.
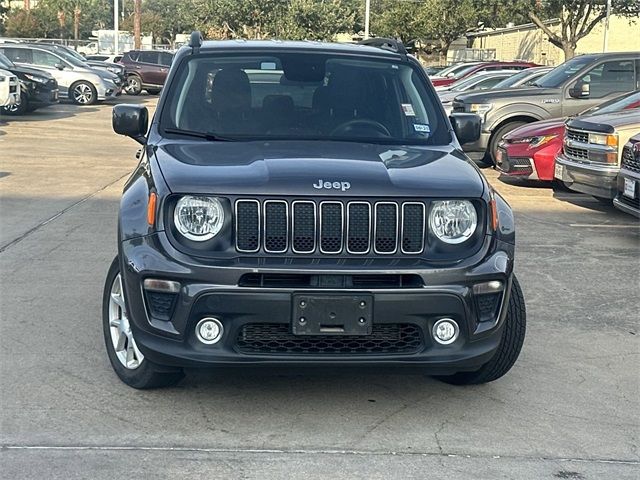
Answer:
[432, 318, 459, 345]
[196, 317, 223, 345]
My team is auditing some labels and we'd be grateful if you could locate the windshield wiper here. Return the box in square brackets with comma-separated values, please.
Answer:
[163, 128, 236, 142]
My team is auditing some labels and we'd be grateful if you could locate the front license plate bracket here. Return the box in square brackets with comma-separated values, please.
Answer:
[292, 294, 373, 336]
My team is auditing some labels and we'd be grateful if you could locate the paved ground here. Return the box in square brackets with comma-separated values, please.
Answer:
[0, 100, 638, 479]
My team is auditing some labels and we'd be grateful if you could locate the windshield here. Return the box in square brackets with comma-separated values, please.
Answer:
[437, 63, 478, 78]
[533, 56, 594, 88]
[582, 91, 640, 116]
[0, 53, 14, 69]
[448, 74, 487, 92]
[494, 69, 542, 88]
[161, 52, 450, 146]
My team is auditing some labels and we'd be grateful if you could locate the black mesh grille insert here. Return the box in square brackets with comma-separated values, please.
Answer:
[401, 203, 424, 253]
[476, 292, 502, 322]
[347, 203, 370, 253]
[145, 292, 177, 320]
[264, 201, 288, 252]
[375, 203, 398, 253]
[320, 202, 343, 253]
[236, 201, 260, 252]
[292, 202, 315, 253]
[622, 145, 640, 173]
[236, 323, 423, 354]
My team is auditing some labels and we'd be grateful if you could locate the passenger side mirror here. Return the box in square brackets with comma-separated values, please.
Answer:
[569, 82, 590, 99]
[450, 113, 481, 145]
[113, 104, 148, 145]
[55, 63, 65, 70]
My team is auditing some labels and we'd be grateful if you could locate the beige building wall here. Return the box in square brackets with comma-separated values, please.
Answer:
[468, 15, 640, 66]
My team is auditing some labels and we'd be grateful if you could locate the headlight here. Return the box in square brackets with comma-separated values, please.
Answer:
[174, 196, 225, 241]
[511, 134, 557, 148]
[24, 73, 47, 84]
[469, 103, 493, 120]
[588, 133, 617, 147]
[429, 200, 477, 244]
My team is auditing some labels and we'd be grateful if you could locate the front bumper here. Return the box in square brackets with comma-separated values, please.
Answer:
[118, 233, 514, 374]
[555, 154, 619, 199]
[613, 168, 640, 217]
[96, 82, 119, 101]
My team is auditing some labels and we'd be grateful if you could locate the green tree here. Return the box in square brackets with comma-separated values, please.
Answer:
[4, 10, 46, 38]
[522, 0, 640, 60]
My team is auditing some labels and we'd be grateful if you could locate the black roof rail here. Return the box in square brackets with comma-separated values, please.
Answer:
[359, 37, 407, 56]
[189, 31, 203, 53]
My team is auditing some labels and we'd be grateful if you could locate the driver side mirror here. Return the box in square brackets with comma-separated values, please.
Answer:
[569, 82, 590, 99]
[450, 113, 481, 145]
[113, 104, 148, 145]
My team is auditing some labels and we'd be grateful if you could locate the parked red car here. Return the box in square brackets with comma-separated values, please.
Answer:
[430, 61, 538, 88]
[496, 91, 640, 180]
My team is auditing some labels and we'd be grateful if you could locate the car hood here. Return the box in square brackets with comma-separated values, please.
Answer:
[6, 64, 54, 80]
[454, 86, 559, 103]
[504, 118, 566, 140]
[572, 109, 640, 129]
[153, 140, 485, 198]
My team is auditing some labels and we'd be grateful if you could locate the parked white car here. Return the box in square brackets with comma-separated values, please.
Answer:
[0, 68, 20, 108]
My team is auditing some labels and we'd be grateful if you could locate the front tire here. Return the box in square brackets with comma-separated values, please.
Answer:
[126, 75, 143, 95]
[436, 276, 526, 385]
[488, 121, 527, 165]
[2, 92, 28, 115]
[102, 257, 184, 389]
[70, 81, 97, 105]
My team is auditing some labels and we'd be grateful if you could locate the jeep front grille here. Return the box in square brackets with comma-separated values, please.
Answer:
[235, 199, 426, 255]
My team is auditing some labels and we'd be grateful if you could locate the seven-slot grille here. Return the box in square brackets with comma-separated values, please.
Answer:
[235, 199, 426, 255]
[566, 128, 589, 144]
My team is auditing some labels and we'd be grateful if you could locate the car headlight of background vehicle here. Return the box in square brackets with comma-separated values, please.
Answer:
[429, 200, 478, 244]
[469, 103, 493, 121]
[511, 134, 557, 148]
[24, 73, 48, 84]
[174, 195, 225, 241]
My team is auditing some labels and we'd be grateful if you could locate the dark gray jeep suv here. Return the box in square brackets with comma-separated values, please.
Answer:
[103, 34, 526, 389]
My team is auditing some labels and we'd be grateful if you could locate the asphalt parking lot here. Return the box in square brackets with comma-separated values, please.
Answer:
[0, 100, 638, 479]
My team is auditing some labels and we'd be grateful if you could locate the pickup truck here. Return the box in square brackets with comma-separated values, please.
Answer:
[452, 52, 640, 163]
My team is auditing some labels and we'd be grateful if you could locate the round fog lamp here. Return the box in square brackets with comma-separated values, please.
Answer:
[196, 317, 223, 345]
[432, 318, 459, 345]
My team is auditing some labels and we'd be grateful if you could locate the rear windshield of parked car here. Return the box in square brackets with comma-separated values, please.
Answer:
[161, 52, 450, 146]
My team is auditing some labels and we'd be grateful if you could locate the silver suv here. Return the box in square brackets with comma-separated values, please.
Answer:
[0, 44, 118, 105]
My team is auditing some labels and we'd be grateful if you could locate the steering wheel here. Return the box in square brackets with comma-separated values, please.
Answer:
[330, 119, 391, 138]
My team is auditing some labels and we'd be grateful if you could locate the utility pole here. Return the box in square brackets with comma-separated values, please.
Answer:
[364, 0, 371, 39]
[134, 0, 141, 50]
[114, 0, 119, 54]
[603, 0, 611, 52]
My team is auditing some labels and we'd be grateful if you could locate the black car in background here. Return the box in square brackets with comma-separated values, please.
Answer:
[104, 34, 526, 389]
[0, 52, 58, 115]
[614, 133, 640, 217]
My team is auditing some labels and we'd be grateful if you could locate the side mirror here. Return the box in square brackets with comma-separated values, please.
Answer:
[55, 63, 65, 70]
[450, 113, 481, 145]
[113, 104, 148, 145]
[569, 82, 590, 99]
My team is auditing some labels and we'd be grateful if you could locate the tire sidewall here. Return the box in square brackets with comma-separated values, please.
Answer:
[2, 92, 28, 115]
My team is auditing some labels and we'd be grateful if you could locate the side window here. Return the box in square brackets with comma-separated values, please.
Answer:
[2, 47, 32, 64]
[138, 52, 160, 65]
[32, 50, 62, 67]
[127, 52, 139, 62]
[577, 60, 636, 98]
[473, 77, 505, 89]
[160, 53, 173, 66]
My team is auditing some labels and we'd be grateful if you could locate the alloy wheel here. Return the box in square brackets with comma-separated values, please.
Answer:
[73, 83, 94, 104]
[108, 273, 144, 369]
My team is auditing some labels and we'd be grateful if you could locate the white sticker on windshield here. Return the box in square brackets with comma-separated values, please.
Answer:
[413, 124, 430, 133]
[401, 103, 416, 116]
